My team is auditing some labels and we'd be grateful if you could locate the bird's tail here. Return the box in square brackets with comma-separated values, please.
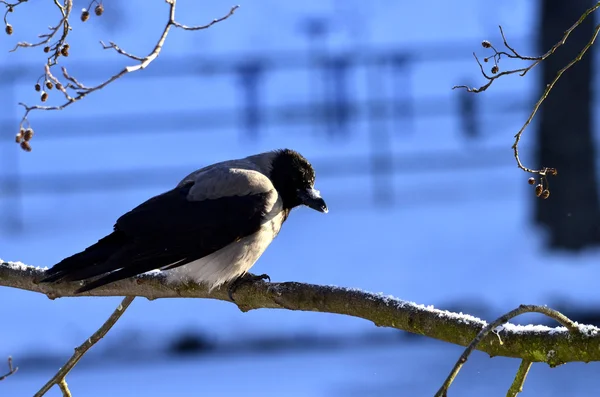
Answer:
[40, 231, 126, 284]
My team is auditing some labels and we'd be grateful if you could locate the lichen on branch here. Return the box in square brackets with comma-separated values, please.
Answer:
[1, 260, 599, 367]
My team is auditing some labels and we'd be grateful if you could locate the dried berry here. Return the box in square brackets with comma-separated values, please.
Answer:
[23, 128, 34, 141]
[20, 141, 32, 152]
[528, 177, 536, 185]
[46, 81, 54, 90]
[491, 65, 499, 74]
[483, 58, 488, 63]
[35, 83, 41, 92]
[43, 46, 50, 53]
[41, 91, 48, 102]
[81, 9, 90, 22]
[535, 184, 543, 197]
[5, 24, 13, 35]
[60, 46, 69, 57]
[541, 190, 550, 200]
[481, 40, 491, 48]
[15, 129, 24, 143]
[95, 3, 104, 16]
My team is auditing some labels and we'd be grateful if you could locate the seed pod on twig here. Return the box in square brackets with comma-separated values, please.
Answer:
[95, 3, 104, 16]
[46, 81, 54, 90]
[535, 184, 543, 197]
[15, 129, 24, 143]
[5, 24, 13, 35]
[541, 190, 550, 200]
[481, 40, 491, 48]
[528, 177, 536, 185]
[60, 45, 70, 57]
[491, 65, 499, 74]
[81, 9, 90, 22]
[41, 91, 48, 102]
[35, 83, 41, 92]
[20, 141, 32, 152]
[24, 128, 34, 142]
[43, 46, 50, 53]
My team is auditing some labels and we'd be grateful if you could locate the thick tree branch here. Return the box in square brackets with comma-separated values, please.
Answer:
[2, 260, 599, 366]
[435, 304, 578, 396]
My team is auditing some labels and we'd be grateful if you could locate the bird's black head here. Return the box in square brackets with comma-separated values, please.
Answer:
[270, 149, 328, 213]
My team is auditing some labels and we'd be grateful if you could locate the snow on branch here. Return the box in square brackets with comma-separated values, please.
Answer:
[3, 0, 239, 151]
[2, 260, 600, 366]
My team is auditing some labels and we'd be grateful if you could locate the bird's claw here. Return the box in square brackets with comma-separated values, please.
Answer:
[227, 273, 271, 301]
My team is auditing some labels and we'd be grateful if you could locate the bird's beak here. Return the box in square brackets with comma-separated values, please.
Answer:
[299, 187, 328, 213]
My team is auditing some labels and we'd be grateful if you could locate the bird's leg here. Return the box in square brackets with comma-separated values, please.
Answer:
[227, 272, 271, 301]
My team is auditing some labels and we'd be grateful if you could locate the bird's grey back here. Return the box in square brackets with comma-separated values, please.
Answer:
[177, 151, 278, 191]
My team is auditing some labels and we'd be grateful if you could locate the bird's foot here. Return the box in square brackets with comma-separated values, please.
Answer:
[227, 273, 271, 301]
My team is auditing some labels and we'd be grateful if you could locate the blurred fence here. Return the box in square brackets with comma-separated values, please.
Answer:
[0, 35, 554, 233]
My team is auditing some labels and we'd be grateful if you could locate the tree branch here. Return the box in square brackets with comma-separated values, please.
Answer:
[506, 360, 532, 397]
[434, 304, 578, 396]
[454, 2, 600, 185]
[33, 296, 135, 397]
[2, 260, 599, 366]
[0, 356, 18, 382]
[8, 0, 239, 151]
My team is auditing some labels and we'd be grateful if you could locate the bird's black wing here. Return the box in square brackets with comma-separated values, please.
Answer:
[42, 177, 273, 292]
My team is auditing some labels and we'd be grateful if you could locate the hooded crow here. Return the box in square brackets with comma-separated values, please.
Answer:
[41, 148, 327, 295]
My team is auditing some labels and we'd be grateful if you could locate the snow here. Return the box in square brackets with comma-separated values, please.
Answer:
[1, 0, 599, 395]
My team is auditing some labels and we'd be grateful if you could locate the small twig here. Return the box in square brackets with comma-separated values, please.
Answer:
[100, 40, 144, 61]
[11, 0, 239, 151]
[171, 5, 239, 30]
[454, 2, 600, 176]
[9, 0, 72, 67]
[506, 360, 533, 397]
[434, 304, 579, 397]
[58, 378, 72, 397]
[511, 24, 600, 173]
[2, 0, 28, 26]
[33, 296, 135, 397]
[0, 356, 18, 381]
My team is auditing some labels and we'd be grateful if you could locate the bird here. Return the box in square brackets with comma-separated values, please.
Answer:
[40, 148, 328, 297]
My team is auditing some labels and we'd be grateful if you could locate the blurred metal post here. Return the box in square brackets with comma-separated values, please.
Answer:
[298, 16, 331, 136]
[0, 69, 23, 234]
[236, 60, 265, 140]
[389, 54, 414, 135]
[367, 56, 394, 206]
[323, 55, 352, 138]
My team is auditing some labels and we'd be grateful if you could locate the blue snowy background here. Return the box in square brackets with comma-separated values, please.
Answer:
[2, 0, 600, 396]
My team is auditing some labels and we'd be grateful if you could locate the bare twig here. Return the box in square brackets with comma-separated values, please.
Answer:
[2, 0, 28, 29]
[0, 356, 18, 381]
[33, 296, 135, 397]
[8, 0, 73, 66]
[434, 304, 579, 397]
[9, 0, 239, 150]
[506, 360, 533, 397]
[454, 2, 600, 177]
[57, 378, 72, 397]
